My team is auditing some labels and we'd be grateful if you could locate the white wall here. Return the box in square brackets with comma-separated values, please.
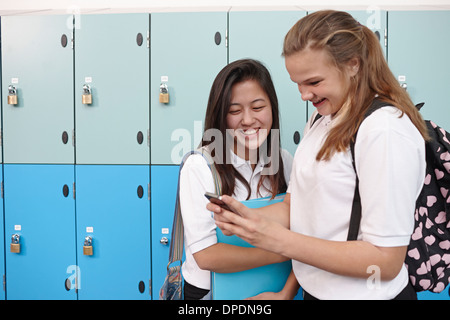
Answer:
[1, 0, 450, 15]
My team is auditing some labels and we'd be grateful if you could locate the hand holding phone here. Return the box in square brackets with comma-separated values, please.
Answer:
[204, 192, 232, 212]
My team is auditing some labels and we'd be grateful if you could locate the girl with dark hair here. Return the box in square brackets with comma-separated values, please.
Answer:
[180, 59, 293, 300]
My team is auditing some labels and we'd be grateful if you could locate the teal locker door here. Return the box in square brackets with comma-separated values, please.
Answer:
[0, 167, 4, 300]
[75, 165, 151, 299]
[228, 10, 307, 156]
[4, 164, 77, 300]
[388, 11, 450, 132]
[150, 165, 180, 299]
[1, 15, 74, 164]
[150, 12, 228, 165]
[75, 14, 150, 165]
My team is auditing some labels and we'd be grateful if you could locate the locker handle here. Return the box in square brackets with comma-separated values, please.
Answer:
[160, 237, 169, 245]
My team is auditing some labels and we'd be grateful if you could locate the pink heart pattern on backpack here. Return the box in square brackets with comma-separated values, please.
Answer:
[405, 119, 450, 294]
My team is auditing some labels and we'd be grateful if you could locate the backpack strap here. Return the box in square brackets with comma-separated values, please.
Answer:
[347, 99, 390, 240]
[167, 147, 222, 267]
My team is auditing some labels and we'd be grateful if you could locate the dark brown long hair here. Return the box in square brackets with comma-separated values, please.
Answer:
[283, 10, 429, 161]
[201, 59, 287, 199]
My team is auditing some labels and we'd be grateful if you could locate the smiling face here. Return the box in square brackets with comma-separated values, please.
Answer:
[285, 47, 358, 117]
[226, 79, 273, 160]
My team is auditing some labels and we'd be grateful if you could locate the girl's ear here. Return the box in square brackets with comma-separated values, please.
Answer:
[347, 57, 360, 77]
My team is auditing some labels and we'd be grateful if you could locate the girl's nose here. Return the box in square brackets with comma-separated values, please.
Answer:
[241, 109, 255, 126]
[298, 84, 313, 101]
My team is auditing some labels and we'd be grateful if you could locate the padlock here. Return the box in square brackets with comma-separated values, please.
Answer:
[159, 83, 169, 104]
[10, 234, 20, 253]
[10, 243, 20, 253]
[83, 235, 93, 256]
[83, 246, 93, 256]
[82, 84, 92, 105]
[8, 85, 18, 105]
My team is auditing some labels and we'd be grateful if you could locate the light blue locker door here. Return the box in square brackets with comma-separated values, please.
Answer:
[228, 10, 307, 156]
[389, 11, 450, 300]
[1, 15, 74, 164]
[75, 14, 150, 165]
[150, 12, 228, 165]
[0, 167, 4, 300]
[150, 165, 180, 299]
[388, 11, 450, 132]
[76, 165, 151, 299]
[3, 164, 77, 300]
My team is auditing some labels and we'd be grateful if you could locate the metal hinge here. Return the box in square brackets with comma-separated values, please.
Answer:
[73, 182, 76, 199]
[149, 278, 152, 297]
[225, 29, 228, 48]
[384, 28, 387, 48]
[147, 30, 150, 48]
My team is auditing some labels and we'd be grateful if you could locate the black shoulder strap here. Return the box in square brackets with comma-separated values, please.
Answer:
[347, 99, 390, 240]
[310, 112, 323, 128]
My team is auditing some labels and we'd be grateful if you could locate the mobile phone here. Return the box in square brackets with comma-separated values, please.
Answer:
[204, 192, 232, 211]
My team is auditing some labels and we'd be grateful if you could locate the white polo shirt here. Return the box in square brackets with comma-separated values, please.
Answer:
[180, 147, 293, 290]
[288, 106, 425, 300]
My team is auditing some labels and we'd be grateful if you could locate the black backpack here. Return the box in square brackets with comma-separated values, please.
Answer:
[347, 100, 450, 293]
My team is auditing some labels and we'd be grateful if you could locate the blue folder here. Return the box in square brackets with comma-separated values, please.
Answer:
[212, 194, 292, 300]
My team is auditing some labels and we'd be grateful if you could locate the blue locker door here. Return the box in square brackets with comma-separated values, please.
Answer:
[150, 12, 228, 165]
[388, 11, 450, 132]
[0, 167, 4, 300]
[75, 14, 150, 165]
[3, 164, 77, 300]
[228, 10, 307, 156]
[150, 165, 180, 299]
[1, 15, 74, 164]
[76, 165, 151, 299]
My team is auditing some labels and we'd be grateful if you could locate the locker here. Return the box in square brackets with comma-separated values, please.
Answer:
[418, 289, 450, 300]
[389, 14, 450, 299]
[0, 167, 4, 300]
[0, 17, 2, 164]
[388, 11, 450, 132]
[1, 15, 74, 164]
[228, 10, 307, 156]
[75, 165, 151, 299]
[75, 14, 150, 165]
[150, 12, 228, 165]
[3, 164, 77, 300]
[150, 165, 180, 299]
